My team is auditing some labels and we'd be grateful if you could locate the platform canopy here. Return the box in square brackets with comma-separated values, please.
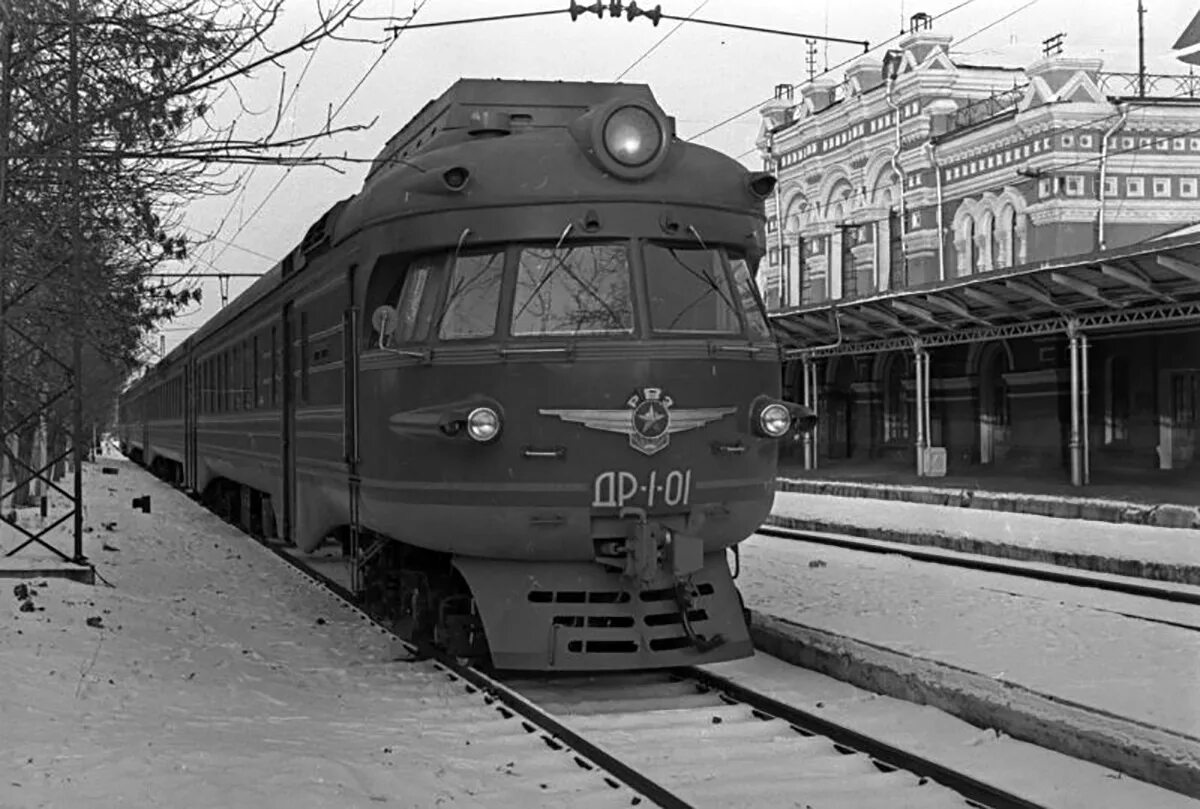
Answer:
[771, 231, 1200, 357]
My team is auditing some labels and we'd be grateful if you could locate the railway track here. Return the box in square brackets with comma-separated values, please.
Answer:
[150, 464, 1057, 809]
[234, 521, 1055, 808]
[755, 524, 1200, 607]
[498, 667, 1049, 809]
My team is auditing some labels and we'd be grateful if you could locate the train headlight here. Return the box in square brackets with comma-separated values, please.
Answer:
[603, 106, 662, 167]
[758, 402, 792, 438]
[466, 406, 502, 443]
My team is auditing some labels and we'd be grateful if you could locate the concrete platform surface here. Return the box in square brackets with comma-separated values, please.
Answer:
[740, 529, 1200, 800]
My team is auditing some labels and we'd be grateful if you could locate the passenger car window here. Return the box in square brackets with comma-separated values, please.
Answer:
[644, 244, 741, 334]
[728, 256, 772, 341]
[511, 243, 633, 336]
[438, 250, 504, 340]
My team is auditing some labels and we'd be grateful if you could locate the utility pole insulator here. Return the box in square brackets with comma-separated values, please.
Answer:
[568, 1, 604, 21]
[625, 1, 661, 25]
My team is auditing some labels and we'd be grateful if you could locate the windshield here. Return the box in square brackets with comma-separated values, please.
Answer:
[511, 243, 634, 336]
[437, 250, 504, 339]
[644, 243, 741, 334]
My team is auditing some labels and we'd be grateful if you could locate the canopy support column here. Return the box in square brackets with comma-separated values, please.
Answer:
[913, 340, 928, 476]
[1081, 332, 1091, 485]
[1067, 321, 1083, 487]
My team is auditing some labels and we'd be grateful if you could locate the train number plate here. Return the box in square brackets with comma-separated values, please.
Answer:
[592, 469, 693, 509]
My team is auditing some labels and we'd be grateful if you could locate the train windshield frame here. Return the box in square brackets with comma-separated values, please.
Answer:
[377, 240, 776, 348]
[642, 242, 746, 337]
[510, 241, 635, 338]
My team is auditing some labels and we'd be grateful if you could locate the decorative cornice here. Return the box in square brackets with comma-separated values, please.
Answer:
[1025, 199, 1101, 225]
[903, 230, 941, 252]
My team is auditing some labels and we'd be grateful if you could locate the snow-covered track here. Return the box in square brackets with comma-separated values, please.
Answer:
[235, 524, 685, 807]
[756, 525, 1200, 606]
[500, 667, 1053, 809]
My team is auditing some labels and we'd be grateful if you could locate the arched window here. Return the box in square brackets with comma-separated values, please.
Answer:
[964, 218, 975, 276]
[1007, 207, 1019, 268]
[971, 216, 984, 273]
[987, 214, 999, 270]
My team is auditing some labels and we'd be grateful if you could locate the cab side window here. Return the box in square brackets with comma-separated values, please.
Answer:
[366, 253, 447, 349]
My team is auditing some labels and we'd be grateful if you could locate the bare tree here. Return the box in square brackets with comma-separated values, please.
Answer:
[0, 0, 405, 507]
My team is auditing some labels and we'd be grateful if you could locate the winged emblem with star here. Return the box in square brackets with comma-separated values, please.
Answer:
[539, 387, 735, 456]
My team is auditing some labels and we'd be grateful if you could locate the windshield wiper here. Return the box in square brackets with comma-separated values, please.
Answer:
[664, 225, 741, 331]
[512, 225, 627, 332]
[511, 222, 573, 323]
[430, 228, 489, 337]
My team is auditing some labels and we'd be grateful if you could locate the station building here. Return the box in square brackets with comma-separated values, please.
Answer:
[759, 13, 1200, 486]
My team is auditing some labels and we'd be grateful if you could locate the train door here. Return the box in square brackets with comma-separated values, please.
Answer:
[280, 301, 296, 543]
[183, 353, 195, 490]
[342, 265, 363, 592]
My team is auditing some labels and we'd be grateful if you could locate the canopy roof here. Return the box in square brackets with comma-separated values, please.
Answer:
[772, 232, 1200, 357]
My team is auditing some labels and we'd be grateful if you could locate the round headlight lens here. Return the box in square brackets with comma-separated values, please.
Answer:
[603, 106, 662, 167]
[759, 403, 792, 438]
[466, 407, 501, 443]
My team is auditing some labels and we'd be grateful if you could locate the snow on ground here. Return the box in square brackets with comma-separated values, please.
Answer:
[772, 491, 1200, 568]
[0, 461, 632, 809]
[737, 533, 1200, 741]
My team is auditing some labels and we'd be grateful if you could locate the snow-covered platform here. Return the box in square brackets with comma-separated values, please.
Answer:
[769, 489, 1200, 583]
[740, 519, 1200, 800]
[0, 457, 639, 808]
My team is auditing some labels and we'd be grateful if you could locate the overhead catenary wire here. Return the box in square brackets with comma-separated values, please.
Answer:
[220, 0, 433, 253]
[385, 3, 866, 47]
[614, 0, 710, 82]
[152, 2, 434, 355]
[195, 33, 331, 282]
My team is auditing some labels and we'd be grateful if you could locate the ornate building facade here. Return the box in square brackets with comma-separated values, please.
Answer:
[761, 14, 1200, 482]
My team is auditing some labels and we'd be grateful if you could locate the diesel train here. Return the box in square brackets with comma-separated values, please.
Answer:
[117, 78, 814, 671]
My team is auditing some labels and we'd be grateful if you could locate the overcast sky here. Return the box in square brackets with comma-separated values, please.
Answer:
[152, 0, 1200, 357]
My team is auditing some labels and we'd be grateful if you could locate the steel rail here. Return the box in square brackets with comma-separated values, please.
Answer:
[756, 524, 1200, 605]
[224, 512, 692, 809]
[682, 666, 1050, 809]
[163, 471, 1055, 809]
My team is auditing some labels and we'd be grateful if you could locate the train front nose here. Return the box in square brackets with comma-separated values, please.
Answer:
[446, 356, 813, 670]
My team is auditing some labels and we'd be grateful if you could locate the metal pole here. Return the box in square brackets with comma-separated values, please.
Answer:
[801, 356, 813, 470]
[914, 346, 926, 476]
[922, 349, 932, 448]
[809, 359, 820, 470]
[1081, 333, 1091, 485]
[0, 26, 12, 518]
[1137, 0, 1146, 98]
[1068, 327, 1082, 486]
[69, 0, 85, 562]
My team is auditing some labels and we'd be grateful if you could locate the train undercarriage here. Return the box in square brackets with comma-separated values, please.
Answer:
[139, 455, 751, 670]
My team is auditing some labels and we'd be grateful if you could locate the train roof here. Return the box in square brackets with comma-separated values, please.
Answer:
[145, 78, 664, 379]
[366, 78, 656, 183]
